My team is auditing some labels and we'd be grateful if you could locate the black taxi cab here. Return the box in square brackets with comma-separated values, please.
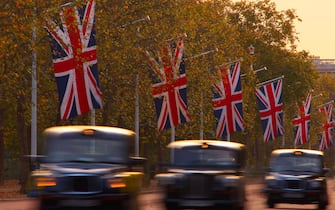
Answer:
[155, 140, 246, 210]
[264, 149, 329, 209]
[31, 125, 144, 210]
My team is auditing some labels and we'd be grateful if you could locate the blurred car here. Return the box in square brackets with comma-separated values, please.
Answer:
[155, 140, 246, 210]
[264, 149, 329, 209]
[31, 125, 145, 210]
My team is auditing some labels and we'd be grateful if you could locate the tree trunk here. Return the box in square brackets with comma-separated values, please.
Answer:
[0, 108, 4, 185]
[17, 95, 30, 194]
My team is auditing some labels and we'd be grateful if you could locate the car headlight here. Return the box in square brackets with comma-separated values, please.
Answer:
[108, 178, 126, 189]
[155, 174, 178, 186]
[266, 178, 278, 188]
[35, 177, 57, 187]
[309, 180, 321, 188]
[223, 176, 239, 187]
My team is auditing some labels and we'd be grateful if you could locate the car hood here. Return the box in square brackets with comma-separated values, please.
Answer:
[41, 162, 126, 174]
[168, 168, 239, 175]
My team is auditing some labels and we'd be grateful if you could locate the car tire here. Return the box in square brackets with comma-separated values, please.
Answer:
[318, 189, 329, 210]
[235, 206, 245, 210]
[266, 198, 275, 208]
[39, 199, 52, 210]
[101, 201, 125, 210]
[318, 202, 326, 210]
[318, 196, 327, 209]
[165, 204, 178, 210]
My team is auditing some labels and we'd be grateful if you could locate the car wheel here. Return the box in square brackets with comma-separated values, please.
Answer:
[165, 204, 178, 210]
[101, 201, 125, 210]
[39, 202, 47, 210]
[235, 206, 245, 210]
[318, 196, 327, 209]
[39, 199, 53, 210]
[318, 202, 327, 210]
[318, 190, 328, 210]
[266, 198, 275, 208]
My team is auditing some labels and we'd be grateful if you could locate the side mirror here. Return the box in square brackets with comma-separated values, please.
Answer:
[128, 156, 146, 166]
[323, 168, 330, 174]
[24, 155, 46, 170]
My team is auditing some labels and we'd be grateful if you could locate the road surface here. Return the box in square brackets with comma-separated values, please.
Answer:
[0, 179, 334, 210]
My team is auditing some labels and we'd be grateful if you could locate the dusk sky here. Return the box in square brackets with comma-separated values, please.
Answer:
[233, 0, 335, 59]
[272, 0, 335, 59]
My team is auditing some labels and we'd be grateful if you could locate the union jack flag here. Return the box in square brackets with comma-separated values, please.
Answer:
[292, 93, 312, 145]
[256, 79, 284, 142]
[212, 61, 244, 138]
[144, 38, 190, 131]
[318, 104, 335, 150]
[45, 0, 102, 120]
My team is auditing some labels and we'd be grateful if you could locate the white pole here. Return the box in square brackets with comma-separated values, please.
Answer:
[200, 90, 204, 140]
[184, 48, 218, 61]
[256, 75, 284, 87]
[31, 7, 37, 159]
[171, 126, 175, 162]
[135, 74, 139, 156]
[91, 110, 95, 125]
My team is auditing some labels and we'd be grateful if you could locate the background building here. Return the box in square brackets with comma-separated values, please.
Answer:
[313, 57, 335, 74]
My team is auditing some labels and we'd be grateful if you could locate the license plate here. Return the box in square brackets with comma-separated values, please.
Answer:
[60, 199, 100, 207]
[180, 200, 213, 207]
[282, 192, 304, 198]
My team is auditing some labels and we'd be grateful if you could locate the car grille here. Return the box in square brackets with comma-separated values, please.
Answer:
[283, 179, 306, 190]
[183, 174, 213, 198]
[59, 175, 103, 192]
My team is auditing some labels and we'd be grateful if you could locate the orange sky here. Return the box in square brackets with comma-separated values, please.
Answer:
[272, 0, 335, 59]
[232, 0, 335, 59]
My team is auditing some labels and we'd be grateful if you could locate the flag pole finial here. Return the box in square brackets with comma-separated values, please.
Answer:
[248, 44, 255, 55]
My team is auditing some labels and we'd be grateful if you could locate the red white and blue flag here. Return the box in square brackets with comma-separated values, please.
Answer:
[144, 38, 190, 131]
[212, 61, 244, 138]
[256, 79, 284, 142]
[318, 104, 335, 150]
[292, 93, 312, 145]
[45, 0, 102, 120]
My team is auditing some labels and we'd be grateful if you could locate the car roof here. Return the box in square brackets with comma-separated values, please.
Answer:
[167, 140, 245, 150]
[43, 125, 135, 137]
[271, 148, 323, 156]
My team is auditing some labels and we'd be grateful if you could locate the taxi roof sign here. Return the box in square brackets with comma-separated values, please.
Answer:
[294, 151, 303, 155]
[83, 129, 95, 135]
[201, 142, 209, 149]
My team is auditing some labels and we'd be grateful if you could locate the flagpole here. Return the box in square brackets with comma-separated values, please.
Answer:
[91, 110, 95, 125]
[171, 126, 175, 162]
[122, 17, 151, 156]
[185, 49, 218, 140]
[241, 66, 267, 77]
[135, 74, 139, 156]
[218, 59, 242, 67]
[200, 91, 204, 140]
[308, 93, 323, 149]
[31, 5, 37, 160]
[121, 16, 150, 28]
[184, 48, 218, 61]
[165, 33, 187, 42]
[317, 100, 334, 109]
[257, 75, 284, 87]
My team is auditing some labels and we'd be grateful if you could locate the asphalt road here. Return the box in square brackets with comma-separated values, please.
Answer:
[141, 179, 335, 210]
[0, 179, 334, 210]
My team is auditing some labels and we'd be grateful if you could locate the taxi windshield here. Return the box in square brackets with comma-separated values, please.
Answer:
[270, 154, 322, 173]
[45, 138, 128, 163]
[172, 148, 237, 167]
